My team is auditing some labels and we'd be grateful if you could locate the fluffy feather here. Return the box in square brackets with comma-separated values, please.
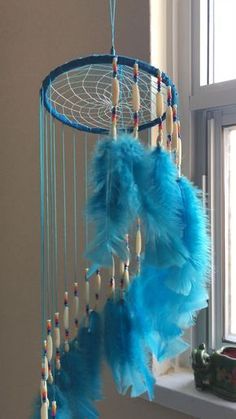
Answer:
[138, 146, 189, 268]
[32, 339, 100, 419]
[78, 310, 103, 401]
[103, 296, 154, 399]
[127, 264, 208, 362]
[164, 176, 210, 295]
[86, 135, 145, 267]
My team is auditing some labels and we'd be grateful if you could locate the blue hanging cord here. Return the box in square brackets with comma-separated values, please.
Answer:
[39, 94, 46, 348]
[50, 118, 56, 321]
[84, 133, 88, 249]
[73, 133, 78, 283]
[62, 126, 68, 291]
[53, 123, 59, 311]
[109, 0, 117, 54]
[45, 111, 51, 320]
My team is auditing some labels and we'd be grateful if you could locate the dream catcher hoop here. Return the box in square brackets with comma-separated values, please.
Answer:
[36, 1, 210, 418]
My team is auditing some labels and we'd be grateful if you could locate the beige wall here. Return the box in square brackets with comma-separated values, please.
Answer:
[0, 1, 191, 417]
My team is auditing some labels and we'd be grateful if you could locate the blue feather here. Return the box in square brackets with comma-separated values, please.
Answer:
[32, 384, 72, 419]
[86, 135, 145, 267]
[138, 146, 189, 268]
[32, 339, 101, 418]
[127, 264, 208, 362]
[78, 310, 103, 401]
[164, 176, 210, 295]
[103, 296, 154, 399]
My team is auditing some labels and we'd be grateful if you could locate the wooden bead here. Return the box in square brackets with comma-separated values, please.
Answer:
[123, 268, 129, 288]
[95, 271, 101, 295]
[119, 261, 125, 276]
[74, 295, 79, 321]
[136, 229, 142, 256]
[54, 327, 60, 349]
[85, 280, 90, 306]
[132, 83, 140, 112]
[64, 341, 70, 352]
[166, 106, 173, 135]
[40, 402, 48, 419]
[46, 335, 53, 362]
[172, 121, 178, 151]
[157, 127, 164, 146]
[176, 137, 182, 167]
[63, 307, 69, 332]
[40, 380, 47, 403]
[156, 92, 164, 117]
[51, 401, 57, 418]
[111, 123, 117, 139]
[133, 125, 138, 139]
[48, 371, 53, 385]
[112, 78, 119, 106]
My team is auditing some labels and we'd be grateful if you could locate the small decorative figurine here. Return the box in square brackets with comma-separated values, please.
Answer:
[192, 344, 236, 401]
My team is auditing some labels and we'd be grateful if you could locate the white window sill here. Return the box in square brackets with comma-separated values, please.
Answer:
[146, 370, 236, 419]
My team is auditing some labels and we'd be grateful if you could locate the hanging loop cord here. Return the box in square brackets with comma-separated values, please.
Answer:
[109, 0, 117, 55]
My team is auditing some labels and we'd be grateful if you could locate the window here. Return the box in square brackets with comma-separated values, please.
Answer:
[223, 126, 236, 342]
[200, 0, 236, 85]
[191, 0, 236, 350]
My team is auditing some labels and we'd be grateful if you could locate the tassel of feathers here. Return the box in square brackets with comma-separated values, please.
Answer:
[85, 134, 145, 267]
[137, 146, 189, 268]
[103, 295, 154, 400]
[164, 176, 210, 295]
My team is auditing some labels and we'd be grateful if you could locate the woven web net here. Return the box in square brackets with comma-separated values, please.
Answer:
[46, 63, 168, 132]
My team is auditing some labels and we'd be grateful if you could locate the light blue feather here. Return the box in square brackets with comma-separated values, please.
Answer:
[78, 310, 103, 401]
[103, 295, 154, 399]
[86, 135, 145, 267]
[138, 146, 189, 268]
[164, 176, 210, 295]
[127, 264, 208, 362]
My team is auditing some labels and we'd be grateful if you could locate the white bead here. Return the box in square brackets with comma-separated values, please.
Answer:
[136, 229, 142, 256]
[119, 261, 124, 276]
[110, 256, 114, 278]
[112, 78, 119, 106]
[156, 92, 164, 117]
[172, 121, 178, 151]
[40, 402, 48, 419]
[111, 123, 117, 139]
[95, 272, 101, 295]
[74, 295, 80, 320]
[54, 327, 60, 349]
[85, 281, 90, 306]
[48, 371, 53, 385]
[64, 340, 70, 352]
[46, 334, 53, 362]
[43, 356, 48, 381]
[132, 83, 140, 112]
[177, 138, 182, 167]
[40, 380, 47, 402]
[166, 106, 173, 135]
[63, 306, 69, 331]
[157, 129, 163, 146]
[56, 359, 61, 370]
[123, 269, 129, 287]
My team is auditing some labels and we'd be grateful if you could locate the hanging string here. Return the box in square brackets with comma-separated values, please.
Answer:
[39, 94, 46, 347]
[45, 111, 51, 320]
[62, 126, 68, 290]
[84, 133, 88, 249]
[53, 123, 59, 311]
[73, 133, 78, 282]
[109, 0, 117, 54]
[49, 119, 56, 323]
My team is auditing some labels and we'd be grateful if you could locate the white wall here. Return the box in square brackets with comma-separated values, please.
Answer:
[0, 1, 192, 417]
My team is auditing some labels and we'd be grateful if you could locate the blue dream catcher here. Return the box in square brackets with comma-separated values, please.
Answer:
[36, 1, 210, 418]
